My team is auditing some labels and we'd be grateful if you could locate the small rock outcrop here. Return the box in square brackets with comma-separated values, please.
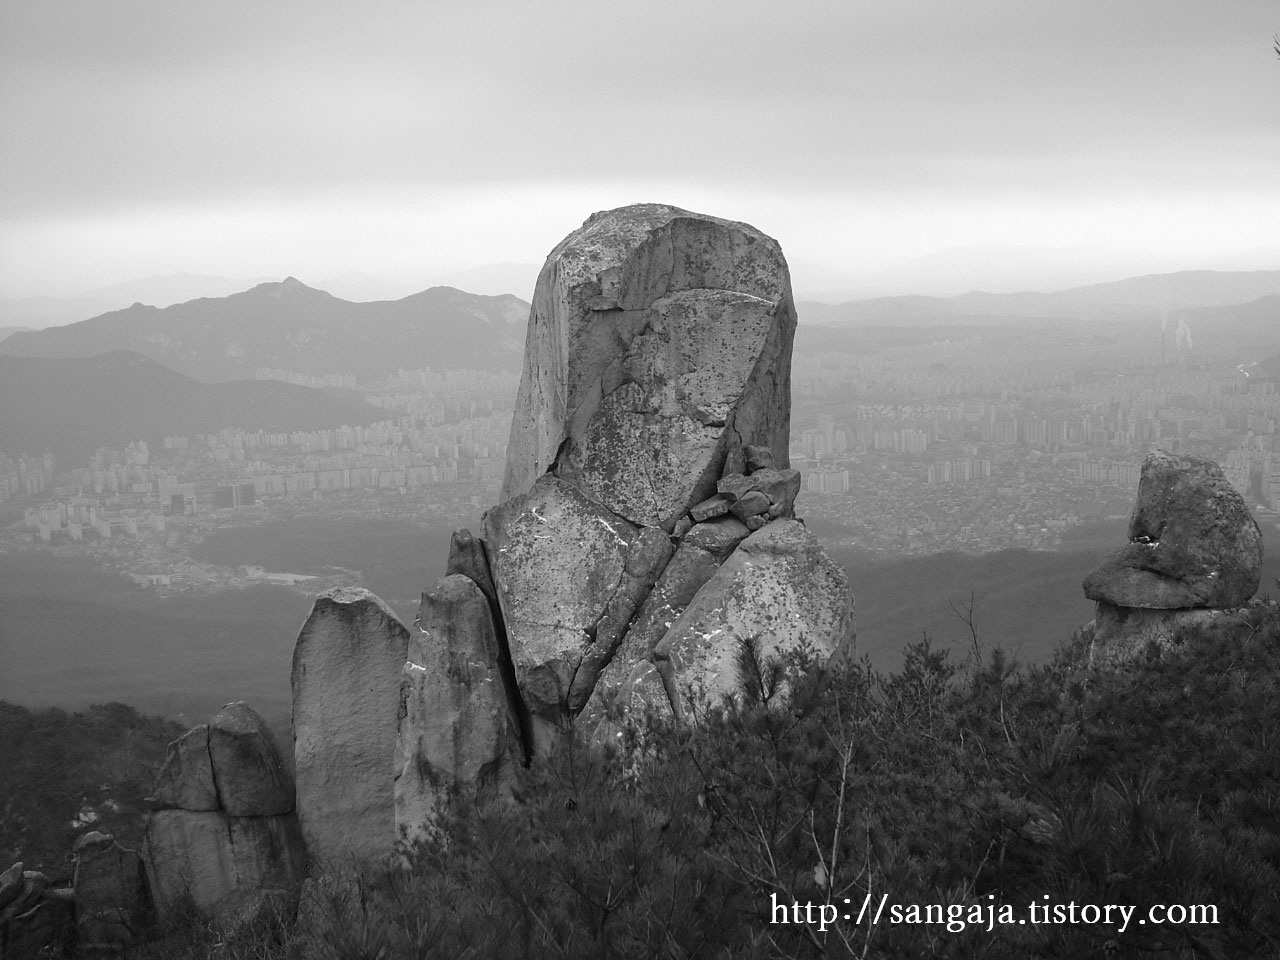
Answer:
[0, 861, 75, 957]
[292, 587, 409, 866]
[1081, 450, 1264, 663]
[143, 701, 305, 924]
[1083, 450, 1262, 609]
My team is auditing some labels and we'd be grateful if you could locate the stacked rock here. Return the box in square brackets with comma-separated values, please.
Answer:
[0, 861, 75, 956]
[1081, 450, 1264, 664]
[142, 701, 306, 928]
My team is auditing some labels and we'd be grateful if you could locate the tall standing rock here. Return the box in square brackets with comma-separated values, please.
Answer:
[395, 574, 523, 846]
[292, 587, 409, 865]
[501, 203, 798, 531]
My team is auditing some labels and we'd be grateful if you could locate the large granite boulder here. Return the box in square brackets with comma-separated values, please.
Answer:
[1083, 451, 1262, 609]
[395, 574, 523, 846]
[501, 203, 798, 531]
[292, 587, 409, 865]
[653, 520, 854, 719]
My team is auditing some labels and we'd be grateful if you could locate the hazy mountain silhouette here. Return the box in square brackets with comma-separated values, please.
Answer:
[801, 270, 1280, 325]
[0, 326, 33, 344]
[0, 278, 529, 381]
[0, 350, 387, 463]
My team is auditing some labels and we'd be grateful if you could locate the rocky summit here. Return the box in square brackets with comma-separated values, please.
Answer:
[139, 203, 856, 897]
[483, 204, 852, 752]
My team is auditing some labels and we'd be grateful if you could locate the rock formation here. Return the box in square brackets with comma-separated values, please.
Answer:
[278, 203, 853, 867]
[1081, 450, 1264, 664]
[485, 204, 853, 743]
[143, 701, 306, 924]
[395, 573, 523, 845]
[0, 861, 75, 957]
[73, 831, 152, 954]
[292, 587, 409, 865]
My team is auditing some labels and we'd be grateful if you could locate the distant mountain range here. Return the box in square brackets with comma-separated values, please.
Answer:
[798, 270, 1280, 326]
[0, 278, 529, 381]
[0, 326, 32, 345]
[0, 351, 387, 464]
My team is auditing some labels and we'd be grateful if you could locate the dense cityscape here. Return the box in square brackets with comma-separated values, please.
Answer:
[3, 312, 1279, 597]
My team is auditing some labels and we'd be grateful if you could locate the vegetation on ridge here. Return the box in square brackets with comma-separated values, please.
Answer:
[117, 602, 1280, 959]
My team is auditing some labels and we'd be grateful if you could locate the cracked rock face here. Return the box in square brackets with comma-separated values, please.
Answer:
[501, 203, 797, 531]
[1083, 451, 1262, 609]
[395, 574, 522, 846]
[142, 701, 304, 923]
[652, 520, 855, 718]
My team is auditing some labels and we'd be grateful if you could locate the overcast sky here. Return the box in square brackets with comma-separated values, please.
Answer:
[2, 0, 1278, 301]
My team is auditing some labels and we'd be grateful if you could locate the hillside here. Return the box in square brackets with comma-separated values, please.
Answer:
[800, 269, 1280, 326]
[0, 351, 387, 462]
[0, 278, 529, 381]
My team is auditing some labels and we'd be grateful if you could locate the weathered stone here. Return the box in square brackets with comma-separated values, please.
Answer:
[445, 527, 500, 610]
[292, 587, 409, 865]
[567, 526, 673, 714]
[483, 474, 636, 725]
[671, 514, 694, 538]
[718, 468, 801, 511]
[583, 518, 750, 727]
[730, 490, 771, 520]
[208, 701, 294, 817]
[745, 515, 768, 531]
[395, 574, 522, 846]
[147, 724, 218, 811]
[0, 879, 74, 958]
[653, 520, 854, 718]
[74, 832, 151, 950]
[1083, 451, 1262, 609]
[690, 494, 731, 522]
[683, 516, 753, 558]
[143, 810, 305, 921]
[0, 861, 24, 911]
[501, 204, 798, 530]
[1086, 599, 1277, 667]
[744, 444, 775, 473]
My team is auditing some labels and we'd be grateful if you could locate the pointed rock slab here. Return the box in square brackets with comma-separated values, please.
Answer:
[208, 702, 294, 817]
[1083, 451, 1262, 609]
[582, 517, 750, 728]
[483, 475, 637, 725]
[566, 526, 673, 714]
[147, 724, 218, 811]
[653, 520, 854, 718]
[143, 810, 305, 921]
[395, 574, 522, 846]
[501, 204, 798, 530]
[292, 587, 409, 865]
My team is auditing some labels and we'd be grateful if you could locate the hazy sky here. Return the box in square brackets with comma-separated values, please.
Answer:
[2, 0, 1278, 300]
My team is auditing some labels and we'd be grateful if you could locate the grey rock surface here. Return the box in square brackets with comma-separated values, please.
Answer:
[292, 587, 409, 865]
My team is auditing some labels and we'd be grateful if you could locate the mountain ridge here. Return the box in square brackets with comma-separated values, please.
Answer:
[0, 350, 387, 464]
[0, 279, 529, 382]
